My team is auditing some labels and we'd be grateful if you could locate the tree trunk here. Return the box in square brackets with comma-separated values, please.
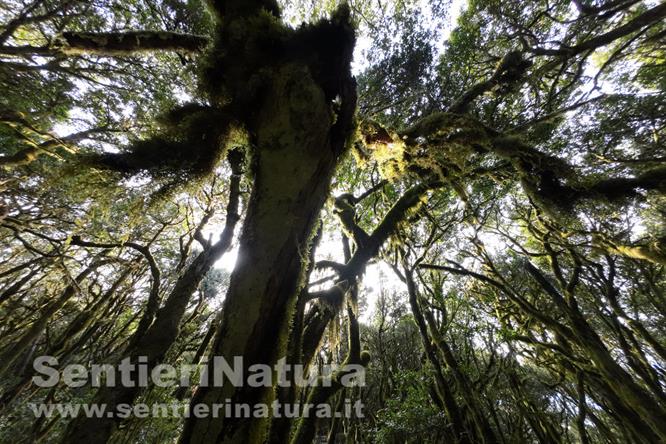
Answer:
[180, 58, 356, 443]
[0, 259, 108, 379]
[63, 160, 241, 442]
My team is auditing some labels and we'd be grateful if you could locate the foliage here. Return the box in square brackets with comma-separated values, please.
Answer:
[1, 0, 665, 443]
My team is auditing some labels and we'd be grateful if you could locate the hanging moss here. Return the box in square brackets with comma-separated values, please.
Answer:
[82, 103, 240, 188]
[210, 0, 281, 21]
[493, 134, 666, 218]
[578, 166, 666, 201]
[199, 4, 355, 126]
[82, 3, 356, 199]
[359, 114, 489, 184]
[199, 11, 289, 108]
[489, 135, 579, 216]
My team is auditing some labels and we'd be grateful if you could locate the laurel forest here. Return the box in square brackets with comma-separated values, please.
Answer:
[0, 0, 665, 443]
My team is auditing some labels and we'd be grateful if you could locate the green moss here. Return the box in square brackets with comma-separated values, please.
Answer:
[199, 12, 290, 107]
[82, 103, 240, 192]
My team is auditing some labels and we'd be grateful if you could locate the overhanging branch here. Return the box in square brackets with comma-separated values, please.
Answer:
[528, 3, 666, 57]
[0, 31, 209, 57]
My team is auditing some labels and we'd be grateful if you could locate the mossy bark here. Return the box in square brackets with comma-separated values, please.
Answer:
[180, 60, 355, 443]
[0, 260, 109, 379]
[524, 261, 666, 441]
[62, 163, 241, 443]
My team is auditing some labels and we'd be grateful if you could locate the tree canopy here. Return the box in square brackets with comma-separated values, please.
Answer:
[0, 0, 665, 443]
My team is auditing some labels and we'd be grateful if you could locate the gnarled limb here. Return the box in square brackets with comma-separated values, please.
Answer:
[448, 51, 532, 114]
[0, 31, 209, 57]
[528, 3, 666, 57]
[63, 152, 243, 443]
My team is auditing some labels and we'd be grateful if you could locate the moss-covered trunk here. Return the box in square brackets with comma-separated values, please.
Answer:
[180, 57, 356, 442]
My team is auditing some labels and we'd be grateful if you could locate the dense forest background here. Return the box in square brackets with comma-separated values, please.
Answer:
[0, 0, 665, 442]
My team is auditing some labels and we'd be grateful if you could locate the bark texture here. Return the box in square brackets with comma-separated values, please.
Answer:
[180, 5, 357, 443]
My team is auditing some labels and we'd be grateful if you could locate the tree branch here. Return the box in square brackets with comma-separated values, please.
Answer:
[529, 3, 666, 57]
[0, 31, 209, 57]
[448, 51, 532, 114]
